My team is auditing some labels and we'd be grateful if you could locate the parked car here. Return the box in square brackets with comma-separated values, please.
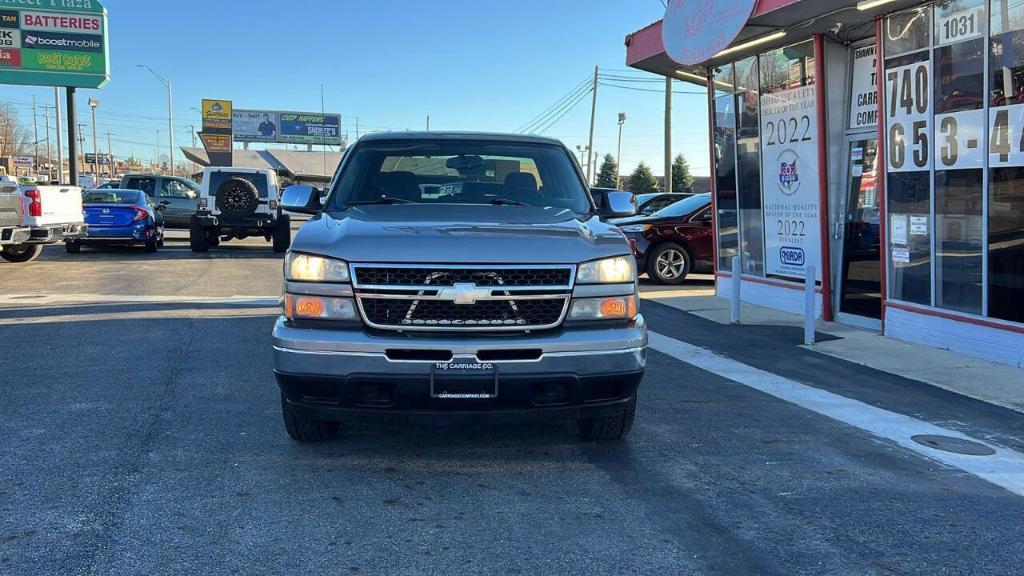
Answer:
[635, 192, 693, 216]
[612, 192, 714, 284]
[274, 132, 646, 443]
[67, 190, 165, 254]
[189, 167, 290, 252]
[120, 174, 201, 228]
[0, 175, 87, 263]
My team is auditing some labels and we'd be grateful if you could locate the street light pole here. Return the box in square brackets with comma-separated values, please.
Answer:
[88, 98, 99, 178]
[616, 112, 627, 190]
[138, 64, 175, 176]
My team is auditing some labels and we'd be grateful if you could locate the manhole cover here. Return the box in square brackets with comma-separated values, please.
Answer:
[911, 435, 996, 456]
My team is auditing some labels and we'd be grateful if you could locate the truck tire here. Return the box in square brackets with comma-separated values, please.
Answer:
[65, 241, 82, 254]
[215, 178, 260, 219]
[189, 216, 209, 252]
[578, 396, 637, 441]
[272, 214, 291, 253]
[281, 392, 341, 443]
[0, 244, 44, 263]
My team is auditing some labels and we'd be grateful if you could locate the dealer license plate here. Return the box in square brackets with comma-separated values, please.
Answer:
[430, 362, 498, 399]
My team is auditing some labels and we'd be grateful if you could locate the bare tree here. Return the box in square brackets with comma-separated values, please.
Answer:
[0, 102, 33, 159]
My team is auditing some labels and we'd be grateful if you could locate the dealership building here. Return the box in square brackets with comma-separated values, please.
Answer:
[627, 0, 1023, 366]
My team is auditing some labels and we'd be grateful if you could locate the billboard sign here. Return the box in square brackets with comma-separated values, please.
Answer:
[0, 0, 108, 89]
[233, 109, 342, 146]
[662, 0, 755, 66]
[201, 98, 234, 167]
[85, 153, 112, 165]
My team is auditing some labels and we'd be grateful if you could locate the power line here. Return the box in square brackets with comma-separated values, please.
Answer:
[516, 75, 592, 133]
[598, 82, 704, 95]
[532, 85, 594, 135]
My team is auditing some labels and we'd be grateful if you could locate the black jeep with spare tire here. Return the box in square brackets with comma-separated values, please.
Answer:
[190, 167, 290, 253]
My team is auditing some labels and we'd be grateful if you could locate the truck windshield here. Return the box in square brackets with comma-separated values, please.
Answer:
[328, 140, 591, 214]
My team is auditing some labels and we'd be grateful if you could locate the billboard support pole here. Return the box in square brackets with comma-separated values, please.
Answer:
[55, 88, 64, 185]
[67, 87, 78, 186]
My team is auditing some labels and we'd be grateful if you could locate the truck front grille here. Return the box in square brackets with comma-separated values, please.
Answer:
[351, 264, 576, 332]
[354, 266, 572, 288]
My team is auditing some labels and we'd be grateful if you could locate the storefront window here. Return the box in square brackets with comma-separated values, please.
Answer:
[885, 45, 932, 305]
[713, 64, 738, 271]
[759, 42, 814, 94]
[932, 1, 986, 314]
[885, 7, 931, 56]
[989, 0, 1024, 323]
[734, 56, 764, 276]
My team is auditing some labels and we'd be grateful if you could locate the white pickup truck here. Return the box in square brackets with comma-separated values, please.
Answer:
[0, 176, 87, 263]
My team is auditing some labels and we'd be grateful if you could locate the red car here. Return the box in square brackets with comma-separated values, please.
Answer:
[611, 193, 714, 284]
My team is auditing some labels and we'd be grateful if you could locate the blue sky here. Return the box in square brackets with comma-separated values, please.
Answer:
[0, 0, 710, 176]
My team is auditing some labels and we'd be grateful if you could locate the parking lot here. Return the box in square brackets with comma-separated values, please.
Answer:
[2, 233, 1024, 576]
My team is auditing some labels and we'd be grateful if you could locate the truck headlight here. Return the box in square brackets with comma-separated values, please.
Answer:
[568, 295, 638, 320]
[284, 294, 358, 321]
[286, 253, 350, 283]
[576, 256, 635, 284]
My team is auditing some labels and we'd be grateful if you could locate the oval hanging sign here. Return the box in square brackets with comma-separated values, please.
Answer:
[662, 0, 757, 65]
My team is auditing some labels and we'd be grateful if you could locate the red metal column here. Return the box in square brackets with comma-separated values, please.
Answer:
[707, 71, 720, 278]
[874, 18, 888, 329]
[813, 33, 834, 321]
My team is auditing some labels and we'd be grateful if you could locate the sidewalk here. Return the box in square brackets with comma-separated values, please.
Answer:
[640, 283, 1024, 414]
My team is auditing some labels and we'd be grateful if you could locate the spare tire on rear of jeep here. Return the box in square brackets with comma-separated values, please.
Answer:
[216, 177, 260, 219]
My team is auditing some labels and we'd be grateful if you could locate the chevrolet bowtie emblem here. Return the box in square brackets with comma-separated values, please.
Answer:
[439, 283, 491, 305]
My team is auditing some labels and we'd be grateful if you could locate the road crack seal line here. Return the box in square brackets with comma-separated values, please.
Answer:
[77, 307, 200, 574]
[648, 331, 1024, 498]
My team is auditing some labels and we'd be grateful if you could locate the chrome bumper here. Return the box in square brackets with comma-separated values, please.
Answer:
[272, 315, 648, 378]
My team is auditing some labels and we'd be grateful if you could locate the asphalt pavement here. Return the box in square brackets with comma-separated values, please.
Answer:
[1, 232, 1023, 575]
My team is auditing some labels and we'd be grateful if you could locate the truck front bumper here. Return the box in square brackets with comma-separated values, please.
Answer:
[273, 316, 647, 419]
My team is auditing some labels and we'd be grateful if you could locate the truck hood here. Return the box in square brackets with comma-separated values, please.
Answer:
[293, 204, 630, 264]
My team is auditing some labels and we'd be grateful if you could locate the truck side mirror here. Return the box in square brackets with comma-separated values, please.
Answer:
[281, 185, 322, 214]
[599, 190, 638, 219]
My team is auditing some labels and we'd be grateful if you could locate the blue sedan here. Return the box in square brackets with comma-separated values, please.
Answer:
[67, 190, 165, 253]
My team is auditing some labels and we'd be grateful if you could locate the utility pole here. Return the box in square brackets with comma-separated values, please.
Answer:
[105, 132, 113, 177]
[664, 77, 673, 194]
[586, 65, 599, 186]
[89, 98, 99, 178]
[42, 107, 51, 182]
[426, 115, 430, 131]
[156, 129, 161, 173]
[77, 123, 86, 175]
[617, 113, 627, 190]
[55, 88, 64, 184]
[32, 95, 39, 175]
[355, 116, 360, 140]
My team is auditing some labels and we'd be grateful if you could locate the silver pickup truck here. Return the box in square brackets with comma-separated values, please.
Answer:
[274, 132, 647, 443]
[0, 176, 87, 263]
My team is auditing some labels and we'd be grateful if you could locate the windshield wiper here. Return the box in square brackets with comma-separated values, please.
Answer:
[344, 197, 416, 206]
[489, 198, 527, 206]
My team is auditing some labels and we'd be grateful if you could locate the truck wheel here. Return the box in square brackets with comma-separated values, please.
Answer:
[65, 241, 82, 254]
[0, 244, 44, 263]
[578, 396, 637, 441]
[281, 393, 340, 443]
[646, 243, 691, 285]
[272, 214, 291, 253]
[189, 217, 209, 252]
